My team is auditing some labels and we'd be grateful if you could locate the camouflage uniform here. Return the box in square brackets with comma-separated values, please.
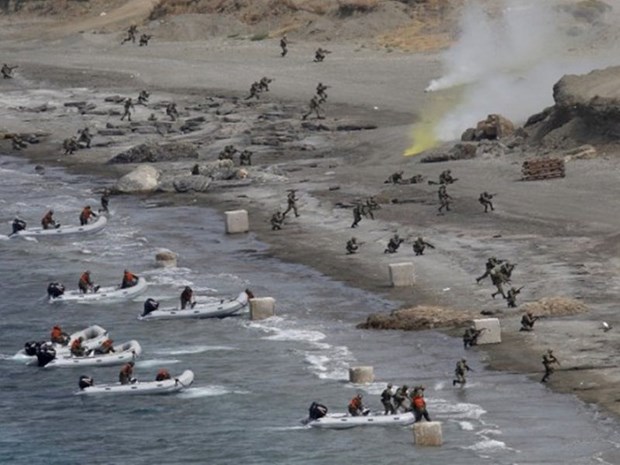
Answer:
[280, 36, 288, 57]
[270, 211, 284, 230]
[137, 90, 150, 105]
[166, 102, 179, 121]
[77, 128, 92, 148]
[139, 34, 152, 46]
[120, 98, 134, 121]
[380, 384, 396, 415]
[121, 25, 138, 44]
[316, 82, 329, 103]
[413, 237, 434, 256]
[283, 190, 300, 218]
[384, 234, 404, 254]
[1, 64, 17, 79]
[384, 171, 404, 184]
[463, 327, 484, 349]
[351, 203, 363, 228]
[541, 349, 559, 383]
[245, 82, 261, 100]
[239, 150, 253, 166]
[63, 137, 79, 155]
[479, 191, 495, 212]
[453, 359, 470, 386]
[438, 185, 452, 213]
[313, 48, 330, 62]
[258, 77, 273, 92]
[520, 312, 538, 332]
[302, 96, 323, 120]
[346, 237, 359, 255]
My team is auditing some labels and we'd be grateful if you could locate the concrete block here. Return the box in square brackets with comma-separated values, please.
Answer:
[348, 366, 374, 384]
[225, 209, 249, 234]
[413, 421, 443, 446]
[155, 249, 177, 268]
[250, 297, 275, 320]
[473, 318, 501, 344]
[389, 262, 415, 287]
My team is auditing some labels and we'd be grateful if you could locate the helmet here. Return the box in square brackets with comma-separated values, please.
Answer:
[128, 361, 135, 366]
[356, 393, 363, 399]
[387, 383, 392, 388]
[461, 358, 467, 362]
[49, 209, 54, 214]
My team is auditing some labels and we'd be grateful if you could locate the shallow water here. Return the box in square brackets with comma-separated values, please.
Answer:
[1, 154, 620, 465]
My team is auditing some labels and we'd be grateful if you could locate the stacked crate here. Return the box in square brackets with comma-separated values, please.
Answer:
[521, 158, 565, 181]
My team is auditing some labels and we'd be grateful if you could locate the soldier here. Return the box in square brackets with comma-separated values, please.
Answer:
[463, 326, 485, 349]
[239, 150, 253, 166]
[301, 95, 323, 120]
[258, 77, 273, 92]
[384, 171, 404, 184]
[407, 174, 426, 184]
[218, 145, 237, 161]
[505, 286, 523, 308]
[100, 189, 110, 214]
[1, 63, 17, 79]
[413, 237, 435, 256]
[137, 90, 150, 105]
[280, 35, 288, 57]
[476, 256, 503, 284]
[245, 81, 261, 100]
[361, 197, 378, 220]
[77, 127, 92, 148]
[439, 169, 457, 185]
[148, 113, 158, 121]
[453, 358, 471, 387]
[520, 311, 539, 332]
[316, 82, 329, 103]
[411, 386, 431, 422]
[120, 97, 134, 121]
[139, 34, 152, 46]
[438, 185, 452, 213]
[121, 24, 138, 44]
[166, 102, 179, 121]
[346, 237, 359, 255]
[384, 234, 404, 254]
[351, 202, 363, 228]
[541, 349, 560, 383]
[283, 189, 300, 218]
[393, 385, 409, 412]
[313, 47, 330, 62]
[380, 383, 396, 415]
[63, 137, 79, 155]
[12, 134, 27, 151]
[490, 266, 508, 299]
[270, 211, 284, 230]
[499, 261, 516, 282]
[479, 191, 495, 212]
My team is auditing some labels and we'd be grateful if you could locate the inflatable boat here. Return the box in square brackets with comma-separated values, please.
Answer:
[17, 325, 109, 360]
[49, 277, 148, 303]
[305, 411, 415, 429]
[76, 370, 194, 396]
[43, 340, 141, 368]
[138, 290, 250, 321]
[10, 215, 107, 239]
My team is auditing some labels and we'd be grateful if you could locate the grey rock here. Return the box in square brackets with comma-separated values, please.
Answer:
[108, 141, 199, 164]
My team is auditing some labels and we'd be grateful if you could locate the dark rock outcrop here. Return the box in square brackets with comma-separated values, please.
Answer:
[108, 141, 199, 164]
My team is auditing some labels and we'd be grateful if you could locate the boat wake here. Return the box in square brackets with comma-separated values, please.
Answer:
[135, 358, 181, 368]
[153, 345, 236, 355]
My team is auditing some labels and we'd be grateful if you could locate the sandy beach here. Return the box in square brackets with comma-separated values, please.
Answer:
[3, 3, 620, 422]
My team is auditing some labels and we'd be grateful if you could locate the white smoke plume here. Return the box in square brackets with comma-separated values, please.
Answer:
[427, 0, 620, 141]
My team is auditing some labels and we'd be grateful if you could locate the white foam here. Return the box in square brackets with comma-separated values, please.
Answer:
[178, 385, 230, 399]
[458, 421, 475, 431]
[135, 358, 180, 368]
[263, 329, 326, 343]
[432, 400, 487, 420]
[153, 345, 235, 355]
[465, 438, 510, 452]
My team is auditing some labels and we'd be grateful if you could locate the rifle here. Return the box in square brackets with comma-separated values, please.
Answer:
[514, 286, 525, 294]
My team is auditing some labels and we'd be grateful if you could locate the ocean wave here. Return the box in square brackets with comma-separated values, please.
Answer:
[178, 385, 230, 399]
[465, 438, 514, 453]
[431, 400, 487, 420]
[153, 345, 236, 355]
[263, 328, 326, 343]
[135, 358, 181, 368]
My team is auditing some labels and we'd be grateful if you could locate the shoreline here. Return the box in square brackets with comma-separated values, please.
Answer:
[4, 31, 620, 423]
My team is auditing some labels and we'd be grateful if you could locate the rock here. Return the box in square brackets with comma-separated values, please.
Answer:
[474, 114, 515, 140]
[357, 305, 476, 331]
[476, 140, 506, 158]
[108, 142, 199, 164]
[301, 122, 330, 131]
[114, 164, 160, 193]
[64, 101, 87, 108]
[98, 129, 127, 136]
[563, 144, 597, 161]
[420, 143, 477, 163]
[171, 175, 211, 193]
[104, 95, 125, 103]
[560, 0, 611, 23]
[191, 159, 235, 179]
[336, 123, 378, 131]
[461, 127, 476, 141]
[155, 249, 177, 268]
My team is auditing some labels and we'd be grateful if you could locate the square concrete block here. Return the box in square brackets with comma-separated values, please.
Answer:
[225, 210, 249, 234]
[389, 262, 415, 287]
[413, 421, 443, 446]
[348, 366, 374, 384]
[250, 297, 276, 320]
[473, 318, 502, 344]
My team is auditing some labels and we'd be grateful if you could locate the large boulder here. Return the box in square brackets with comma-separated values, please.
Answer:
[114, 165, 160, 193]
[474, 114, 515, 140]
[357, 305, 476, 331]
[108, 142, 199, 164]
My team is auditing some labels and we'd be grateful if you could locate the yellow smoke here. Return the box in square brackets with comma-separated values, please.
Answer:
[404, 89, 463, 157]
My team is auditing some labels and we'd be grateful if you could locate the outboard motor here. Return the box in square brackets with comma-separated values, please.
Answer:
[142, 298, 159, 317]
[78, 375, 94, 390]
[309, 402, 328, 420]
[245, 288, 255, 299]
[47, 282, 65, 299]
[24, 340, 42, 357]
[35, 345, 56, 367]
[11, 218, 26, 235]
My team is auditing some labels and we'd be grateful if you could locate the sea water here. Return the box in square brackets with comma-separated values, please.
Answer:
[1, 155, 619, 465]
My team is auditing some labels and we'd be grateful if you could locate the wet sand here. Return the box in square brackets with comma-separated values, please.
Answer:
[3, 19, 620, 419]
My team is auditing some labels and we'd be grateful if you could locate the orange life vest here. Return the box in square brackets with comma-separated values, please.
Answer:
[102, 339, 113, 349]
[80, 207, 93, 221]
[349, 397, 362, 410]
[79, 272, 91, 286]
[71, 339, 82, 350]
[50, 326, 62, 341]
[42, 212, 53, 227]
[120, 363, 133, 376]
[124, 271, 136, 282]
[156, 369, 171, 381]
[412, 395, 426, 410]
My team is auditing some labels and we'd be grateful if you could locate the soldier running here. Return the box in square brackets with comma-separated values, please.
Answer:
[301, 95, 323, 120]
[166, 102, 179, 121]
[258, 77, 273, 92]
[384, 234, 404, 254]
[316, 82, 329, 103]
[121, 25, 138, 44]
[438, 185, 452, 213]
[245, 82, 261, 100]
[12, 134, 27, 151]
[439, 169, 457, 185]
[479, 191, 495, 212]
[453, 358, 471, 387]
[541, 349, 560, 383]
[77, 127, 92, 148]
[270, 211, 284, 230]
[384, 171, 404, 184]
[280, 35, 288, 57]
[413, 237, 435, 256]
[346, 237, 359, 255]
[120, 97, 134, 121]
[1, 63, 17, 79]
[351, 203, 363, 228]
[476, 257, 503, 284]
[283, 190, 300, 218]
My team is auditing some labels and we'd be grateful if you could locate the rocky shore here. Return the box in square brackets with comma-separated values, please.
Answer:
[4, 14, 620, 420]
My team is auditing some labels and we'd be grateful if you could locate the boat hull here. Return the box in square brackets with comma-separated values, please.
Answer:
[76, 370, 195, 395]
